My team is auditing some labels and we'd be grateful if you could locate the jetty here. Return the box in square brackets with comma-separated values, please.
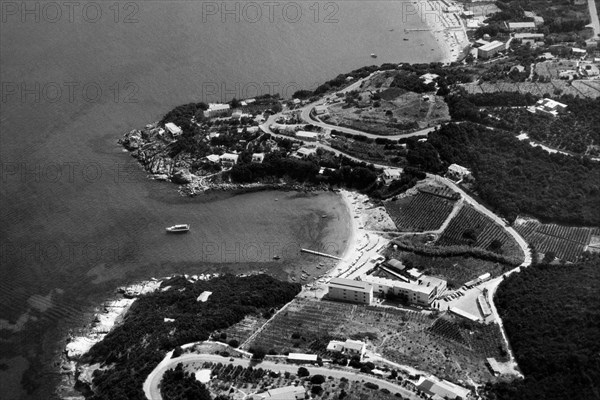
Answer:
[301, 248, 341, 260]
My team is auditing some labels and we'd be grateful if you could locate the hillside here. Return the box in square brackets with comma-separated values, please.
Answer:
[486, 254, 600, 400]
[419, 123, 600, 226]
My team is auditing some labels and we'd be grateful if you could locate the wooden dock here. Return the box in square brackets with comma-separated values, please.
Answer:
[300, 248, 341, 260]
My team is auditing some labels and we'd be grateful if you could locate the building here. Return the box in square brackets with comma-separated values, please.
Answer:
[581, 63, 600, 77]
[446, 163, 472, 182]
[326, 339, 367, 359]
[164, 122, 183, 138]
[477, 294, 491, 317]
[506, 21, 536, 31]
[384, 258, 405, 271]
[240, 98, 255, 107]
[514, 33, 544, 40]
[253, 385, 305, 400]
[219, 153, 239, 165]
[361, 274, 446, 307]
[449, 306, 480, 322]
[295, 147, 317, 159]
[417, 377, 471, 400]
[287, 353, 318, 363]
[532, 98, 567, 118]
[314, 105, 328, 115]
[196, 291, 212, 302]
[419, 73, 439, 85]
[252, 153, 265, 163]
[327, 278, 373, 305]
[296, 131, 319, 141]
[382, 168, 402, 184]
[206, 154, 220, 163]
[478, 40, 505, 59]
[486, 357, 502, 376]
[204, 103, 231, 118]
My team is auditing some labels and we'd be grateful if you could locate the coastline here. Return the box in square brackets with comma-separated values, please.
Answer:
[416, 0, 470, 63]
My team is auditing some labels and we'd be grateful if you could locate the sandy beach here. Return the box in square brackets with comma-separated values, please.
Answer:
[416, 0, 470, 63]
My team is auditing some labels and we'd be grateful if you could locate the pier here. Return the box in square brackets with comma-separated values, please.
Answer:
[301, 248, 341, 260]
[405, 28, 431, 32]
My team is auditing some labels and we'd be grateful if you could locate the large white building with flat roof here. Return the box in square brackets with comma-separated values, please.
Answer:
[360, 274, 446, 307]
[296, 131, 319, 141]
[327, 278, 373, 305]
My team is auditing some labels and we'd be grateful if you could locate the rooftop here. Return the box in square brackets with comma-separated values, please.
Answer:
[328, 278, 372, 293]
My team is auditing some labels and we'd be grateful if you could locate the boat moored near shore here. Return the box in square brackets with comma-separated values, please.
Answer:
[166, 224, 190, 233]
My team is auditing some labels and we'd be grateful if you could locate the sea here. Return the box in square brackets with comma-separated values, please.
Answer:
[0, 1, 444, 398]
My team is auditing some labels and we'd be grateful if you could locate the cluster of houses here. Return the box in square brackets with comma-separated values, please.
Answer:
[327, 258, 448, 308]
[528, 98, 568, 118]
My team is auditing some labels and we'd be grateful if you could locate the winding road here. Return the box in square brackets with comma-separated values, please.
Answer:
[144, 352, 420, 400]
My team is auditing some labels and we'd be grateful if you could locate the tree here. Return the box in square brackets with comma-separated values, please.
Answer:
[310, 375, 326, 384]
[250, 346, 267, 360]
[297, 367, 310, 377]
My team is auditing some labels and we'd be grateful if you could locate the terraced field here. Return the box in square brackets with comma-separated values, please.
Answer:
[514, 218, 596, 261]
[437, 205, 523, 260]
[385, 192, 457, 232]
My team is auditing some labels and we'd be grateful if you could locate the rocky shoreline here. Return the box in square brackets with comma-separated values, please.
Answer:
[57, 274, 219, 399]
[119, 123, 330, 196]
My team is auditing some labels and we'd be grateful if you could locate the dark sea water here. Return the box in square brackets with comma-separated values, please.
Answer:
[0, 1, 443, 398]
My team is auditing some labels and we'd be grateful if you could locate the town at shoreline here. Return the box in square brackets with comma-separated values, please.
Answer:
[60, 0, 600, 398]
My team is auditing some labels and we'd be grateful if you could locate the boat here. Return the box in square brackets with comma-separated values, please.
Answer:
[370, 53, 377, 58]
[403, 38, 409, 41]
[166, 224, 190, 233]
[321, 215, 327, 218]
[273, 255, 281, 260]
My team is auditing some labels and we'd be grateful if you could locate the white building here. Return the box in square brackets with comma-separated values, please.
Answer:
[506, 21, 536, 31]
[327, 278, 373, 305]
[314, 105, 328, 115]
[255, 385, 305, 400]
[478, 40, 505, 59]
[295, 147, 317, 159]
[417, 376, 471, 400]
[296, 131, 319, 141]
[326, 339, 366, 359]
[287, 353, 318, 363]
[446, 164, 472, 182]
[219, 153, 239, 165]
[164, 122, 183, 138]
[360, 274, 446, 307]
[251, 153, 265, 163]
[204, 103, 231, 118]
[531, 98, 567, 118]
[382, 168, 402, 184]
[420, 73, 439, 85]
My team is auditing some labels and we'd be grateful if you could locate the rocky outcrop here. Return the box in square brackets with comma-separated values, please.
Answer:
[171, 168, 195, 184]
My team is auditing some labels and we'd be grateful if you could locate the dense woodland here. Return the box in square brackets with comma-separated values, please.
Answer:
[447, 91, 600, 156]
[487, 253, 600, 400]
[81, 275, 300, 400]
[412, 123, 600, 226]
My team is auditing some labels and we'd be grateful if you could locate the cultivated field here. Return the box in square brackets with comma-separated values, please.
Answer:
[460, 80, 600, 99]
[384, 192, 457, 232]
[245, 298, 505, 385]
[437, 205, 524, 261]
[514, 217, 596, 261]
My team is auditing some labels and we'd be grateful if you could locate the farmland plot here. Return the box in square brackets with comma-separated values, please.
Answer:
[247, 298, 502, 385]
[385, 192, 457, 232]
[514, 217, 596, 261]
[437, 205, 523, 260]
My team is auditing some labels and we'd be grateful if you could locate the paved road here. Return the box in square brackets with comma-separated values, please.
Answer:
[588, 0, 600, 39]
[144, 352, 420, 400]
[300, 104, 436, 140]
